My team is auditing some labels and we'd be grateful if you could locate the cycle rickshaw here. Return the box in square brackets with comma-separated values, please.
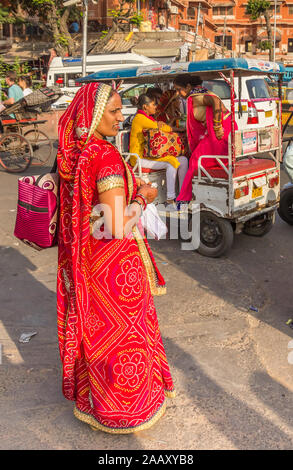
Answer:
[0, 86, 62, 173]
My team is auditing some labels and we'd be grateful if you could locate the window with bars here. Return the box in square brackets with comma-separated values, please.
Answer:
[215, 35, 232, 50]
[187, 7, 196, 18]
[212, 6, 234, 16]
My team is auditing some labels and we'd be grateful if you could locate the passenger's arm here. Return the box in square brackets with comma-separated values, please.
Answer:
[202, 94, 224, 140]
[98, 184, 158, 239]
[3, 97, 15, 106]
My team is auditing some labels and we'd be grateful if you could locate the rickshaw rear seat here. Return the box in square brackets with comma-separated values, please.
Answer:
[195, 158, 276, 179]
[233, 158, 276, 177]
[2, 118, 38, 125]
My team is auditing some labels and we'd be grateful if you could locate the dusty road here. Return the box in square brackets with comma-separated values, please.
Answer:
[0, 152, 292, 450]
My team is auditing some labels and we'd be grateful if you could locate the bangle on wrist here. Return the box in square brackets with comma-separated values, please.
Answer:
[132, 199, 143, 216]
[135, 193, 147, 210]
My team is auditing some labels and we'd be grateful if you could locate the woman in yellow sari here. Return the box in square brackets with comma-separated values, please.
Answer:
[129, 93, 188, 206]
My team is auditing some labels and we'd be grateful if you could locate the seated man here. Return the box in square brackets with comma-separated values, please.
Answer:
[2, 71, 24, 119]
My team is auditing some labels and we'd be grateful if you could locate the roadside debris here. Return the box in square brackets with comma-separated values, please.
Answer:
[286, 319, 293, 329]
[18, 332, 37, 343]
[249, 305, 259, 312]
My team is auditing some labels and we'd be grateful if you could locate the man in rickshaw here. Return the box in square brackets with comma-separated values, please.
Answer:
[2, 71, 23, 119]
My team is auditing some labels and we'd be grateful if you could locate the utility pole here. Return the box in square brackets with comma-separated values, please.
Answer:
[82, 0, 89, 77]
[222, 16, 227, 58]
[193, 2, 201, 60]
[63, 0, 90, 76]
[273, 0, 277, 62]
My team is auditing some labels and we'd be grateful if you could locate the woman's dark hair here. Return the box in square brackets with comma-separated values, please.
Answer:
[19, 75, 32, 88]
[146, 87, 163, 99]
[6, 71, 17, 83]
[137, 93, 155, 110]
[173, 74, 203, 88]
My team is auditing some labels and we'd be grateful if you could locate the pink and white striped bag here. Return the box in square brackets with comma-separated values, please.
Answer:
[14, 170, 59, 250]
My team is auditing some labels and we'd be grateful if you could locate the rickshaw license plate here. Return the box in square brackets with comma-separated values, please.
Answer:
[252, 187, 263, 198]
[265, 110, 272, 118]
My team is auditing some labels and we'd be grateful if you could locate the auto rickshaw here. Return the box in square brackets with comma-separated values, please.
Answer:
[78, 58, 284, 257]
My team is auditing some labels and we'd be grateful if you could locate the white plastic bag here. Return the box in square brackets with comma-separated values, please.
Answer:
[141, 203, 168, 240]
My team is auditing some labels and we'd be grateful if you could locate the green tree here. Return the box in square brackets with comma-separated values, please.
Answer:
[10, 0, 81, 56]
[88, 0, 143, 54]
[0, 3, 17, 39]
[246, 0, 273, 61]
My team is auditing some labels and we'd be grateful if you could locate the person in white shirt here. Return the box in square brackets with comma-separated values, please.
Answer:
[18, 76, 33, 97]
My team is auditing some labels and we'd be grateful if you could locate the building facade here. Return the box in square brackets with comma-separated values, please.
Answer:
[211, 0, 293, 63]
[2, 0, 293, 63]
[88, 0, 218, 42]
[96, 0, 293, 63]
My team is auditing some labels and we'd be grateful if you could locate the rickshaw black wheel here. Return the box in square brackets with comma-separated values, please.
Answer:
[0, 133, 32, 173]
[23, 129, 53, 166]
[278, 188, 293, 225]
[188, 211, 234, 258]
[243, 211, 275, 236]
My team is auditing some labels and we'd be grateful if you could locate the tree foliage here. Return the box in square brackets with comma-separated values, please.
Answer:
[89, 0, 143, 54]
[246, 0, 271, 20]
[246, 0, 273, 60]
[0, 3, 16, 24]
[9, 0, 81, 56]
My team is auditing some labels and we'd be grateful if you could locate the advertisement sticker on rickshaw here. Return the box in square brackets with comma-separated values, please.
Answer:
[236, 130, 258, 155]
[137, 63, 189, 77]
[246, 59, 281, 73]
[258, 128, 274, 151]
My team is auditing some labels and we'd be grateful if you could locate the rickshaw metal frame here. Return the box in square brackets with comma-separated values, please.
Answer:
[77, 58, 284, 255]
[194, 67, 283, 221]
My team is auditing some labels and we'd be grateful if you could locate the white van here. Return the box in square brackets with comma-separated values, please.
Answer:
[47, 53, 160, 109]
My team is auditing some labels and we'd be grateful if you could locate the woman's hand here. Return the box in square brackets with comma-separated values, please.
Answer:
[137, 183, 158, 204]
[135, 177, 143, 188]
[214, 126, 224, 140]
[157, 121, 166, 131]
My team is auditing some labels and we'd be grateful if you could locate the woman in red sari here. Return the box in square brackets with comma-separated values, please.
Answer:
[173, 74, 235, 203]
[57, 82, 175, 434]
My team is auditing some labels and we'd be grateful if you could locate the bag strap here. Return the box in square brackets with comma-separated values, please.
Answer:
[34, 156, 58, 186]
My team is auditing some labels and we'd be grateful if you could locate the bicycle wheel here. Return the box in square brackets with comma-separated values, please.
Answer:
[0, 133, 32, 173]
[23, 129, 53, 166]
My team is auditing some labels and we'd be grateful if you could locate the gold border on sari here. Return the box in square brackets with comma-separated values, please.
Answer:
[121, 156, 166, 296]
[97, 174, 125, 194]
[73, 390, 174, 434]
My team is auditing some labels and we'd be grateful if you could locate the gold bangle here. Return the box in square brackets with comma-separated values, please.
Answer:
[132, 199, 143, 217]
